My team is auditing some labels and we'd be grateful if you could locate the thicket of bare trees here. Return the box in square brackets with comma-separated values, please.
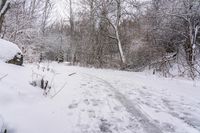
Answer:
[144, 0, 200, 78]
[0, 0, 200, 78]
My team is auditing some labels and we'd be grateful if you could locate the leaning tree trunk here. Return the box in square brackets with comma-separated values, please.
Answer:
[116, 0, 126, 68]
[115, 27, 126, 65]
[0, 0, 10, 33]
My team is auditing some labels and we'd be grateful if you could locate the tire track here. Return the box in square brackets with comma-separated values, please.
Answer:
[82, 73, 163, 133]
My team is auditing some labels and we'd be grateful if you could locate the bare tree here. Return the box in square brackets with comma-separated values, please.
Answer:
[68, 0, 77, 64]
[41, 0, 51, 35]
[143, 0, 200, 77]
[94, 0, 140, 68]
[0, 0, 10, 33]
[98, 0, 126, 67]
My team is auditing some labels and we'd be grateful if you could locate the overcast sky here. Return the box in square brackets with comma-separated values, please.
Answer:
[49, 0, 81, 25]
[49, 0, 149, 25]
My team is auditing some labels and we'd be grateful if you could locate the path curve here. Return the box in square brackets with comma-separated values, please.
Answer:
[83, 73, 163, 133]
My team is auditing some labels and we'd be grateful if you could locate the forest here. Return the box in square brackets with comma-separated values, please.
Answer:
[0, 0, 200, 78]
[1, 1, 200, 133]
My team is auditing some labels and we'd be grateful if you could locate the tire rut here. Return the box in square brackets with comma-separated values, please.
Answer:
[83, 73, 163, 133]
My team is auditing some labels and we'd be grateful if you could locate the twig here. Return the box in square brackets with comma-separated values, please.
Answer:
[51, 81, 68, 99]
[68, 73, 76, 76]
[0, 74, 8, 81]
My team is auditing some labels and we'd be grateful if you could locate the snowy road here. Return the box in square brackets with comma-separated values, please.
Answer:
[85, 73, 200, 133]
[0, 62, 200, 133]
[83, 73, 163, 133]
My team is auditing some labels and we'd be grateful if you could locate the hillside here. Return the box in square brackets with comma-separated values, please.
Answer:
[0, 62, 200, 133]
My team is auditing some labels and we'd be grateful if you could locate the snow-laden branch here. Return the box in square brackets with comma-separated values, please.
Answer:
[162, 12, 189, 23]
[0, 74, 8, 81]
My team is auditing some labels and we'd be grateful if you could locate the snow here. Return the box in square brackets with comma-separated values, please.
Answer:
[0, 39, 22, 62]
[0, 61, 200, 133]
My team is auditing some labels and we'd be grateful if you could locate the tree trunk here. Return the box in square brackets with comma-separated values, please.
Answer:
[69, 0, 74, 36]
[30, 0, 37, 17]
[115, 26, 126, 65]
[0, 0, 10, 33]
[69, 0, 76, 64]
[116, 0, 126, 66]
[41, 0, 49, 35]
[187, 22, 199, 66]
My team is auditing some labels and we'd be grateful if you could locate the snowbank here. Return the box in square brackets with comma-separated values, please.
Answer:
[0, 39, 22, 62]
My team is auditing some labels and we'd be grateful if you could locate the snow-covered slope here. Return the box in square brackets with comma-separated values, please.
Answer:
[0, 61, 43, 133]
[0, 39, 22, 62]
[0, 62, 200, 133]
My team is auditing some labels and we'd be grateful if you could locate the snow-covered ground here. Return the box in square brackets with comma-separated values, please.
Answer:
[0, 61, 200, 133]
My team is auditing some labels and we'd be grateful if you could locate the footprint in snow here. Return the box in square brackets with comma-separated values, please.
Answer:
[108, 94, 113, 97]
[113, 106, 123, 111]
[91, 99, 102, 106]
[99, 119, 112, 133]
[182, 112, 191, 116]
[88, 110, 96, 118]
[68, 103, 78, 109]
[81, 84, 87, 86]
[142, 86, 147, 89]
[161, 122, 175, 132]
[83, 99, 90, 105]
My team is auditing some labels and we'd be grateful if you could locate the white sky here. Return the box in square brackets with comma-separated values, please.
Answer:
[48, 0, 68, 25]
[49, 0, 149, 26]
[49, 0, 81, 25]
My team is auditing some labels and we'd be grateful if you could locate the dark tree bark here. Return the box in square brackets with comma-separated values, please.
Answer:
[0, 0, 10, 33]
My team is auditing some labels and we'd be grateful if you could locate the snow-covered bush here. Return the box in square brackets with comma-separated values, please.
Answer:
[30, 63, 55, 95]
[0, 39, 23, 65]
